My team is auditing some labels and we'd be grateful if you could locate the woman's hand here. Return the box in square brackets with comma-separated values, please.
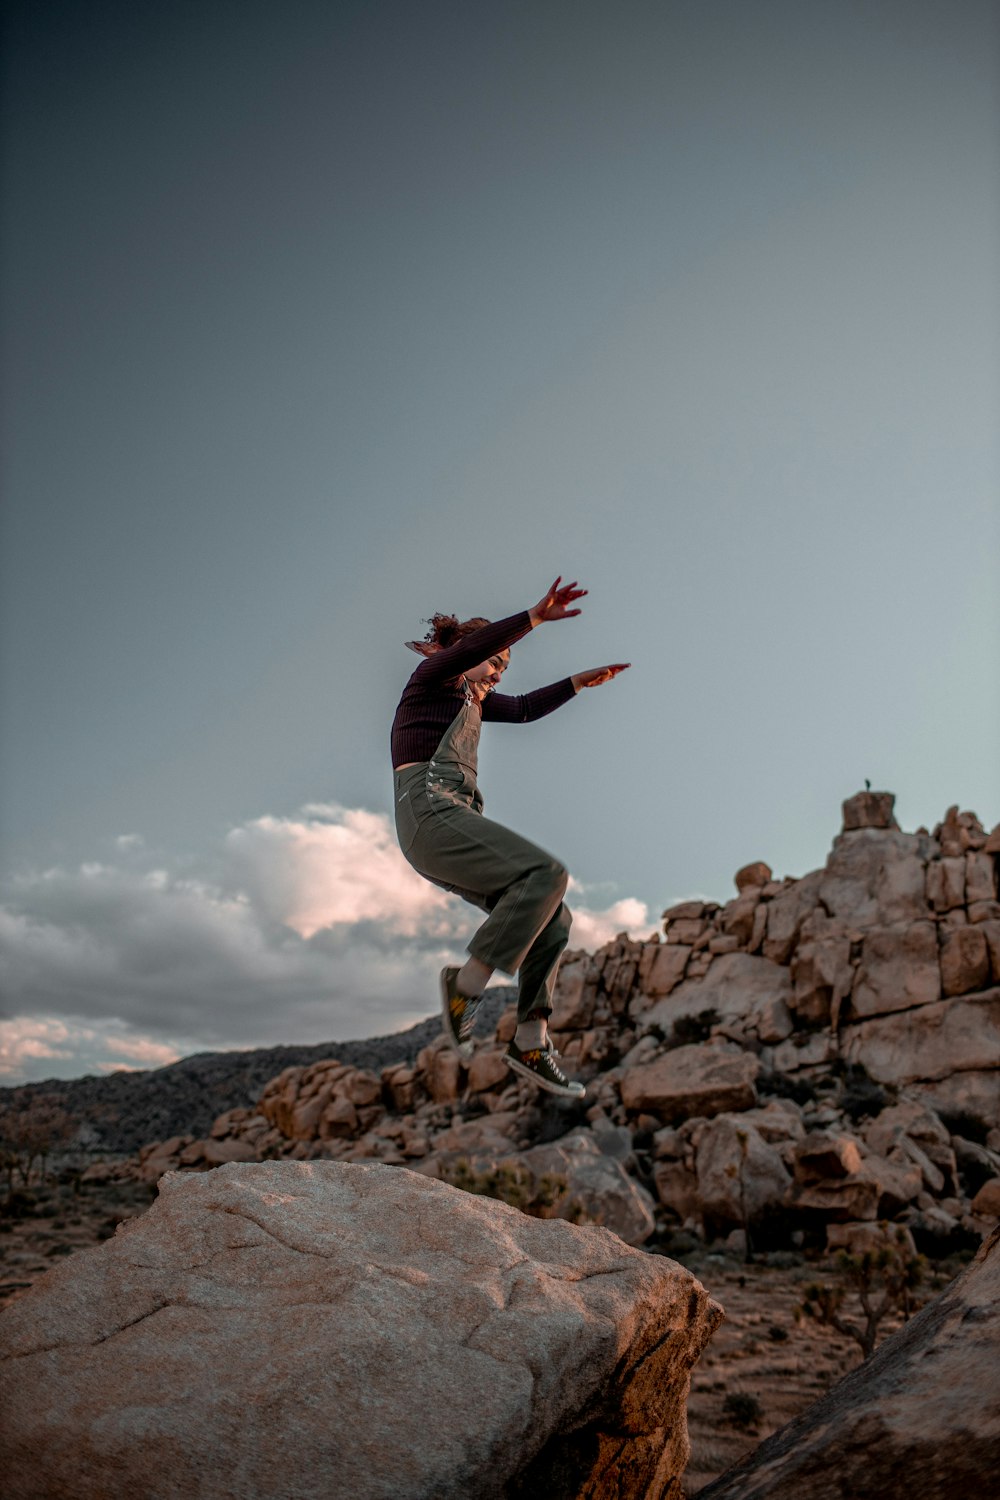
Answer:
[529, 576, 587, 625]
[571, 663, 631, 691]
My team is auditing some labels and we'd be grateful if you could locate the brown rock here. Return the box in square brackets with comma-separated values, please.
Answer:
[971, 1178, 1000, 1218]
[985, 823, 1000, 854]
[340, 1070, 382, 1108]
[850, 922, 941, 1018]
[791, 937, 853, 1025]
[794, 1132, 864, 1181]
[694, 1227, 1000, 1500]
[640, 942, 691, 997]
[720, 891, 761, 945]
[320, 1095, 359, 1139]
[199, 1138, 259, 1167]
[913, 1072, 1000, 1132]
[0, 1161, 724, 1500]
[841, 790, 899, 830]
[652, 1160, 702, 1223]
[965, 851, 998, 905]
[842, 989, 1000, 1087]
[695, 1116, 792, 1232]
[969, 901, 1000, 925]
[661, 899, 708, 922]
[549, 953, 598, 1029]
[466, 1047, 511, 1094]
[940, 925, 990, 997]
[819, 828, 928, 928]
[761, 871, 824, 963]
[620, 1040, 759, 1123]
[645, 952, 793, 1041]
[926, 856, 966, 912]
[708, 933, 742, 954]
[937, 804, 971, 856]
[735, 861, 772, 891]
[980, 921, 1000, 983]
[382, 1065, 417, 1113]
[483, 1131, 658, 1247]
[664, 917, 707, 945]
[793, 1154, 920, 1222]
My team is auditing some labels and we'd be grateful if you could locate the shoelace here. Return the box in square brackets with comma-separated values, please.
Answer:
[457, 994, 484, 1041]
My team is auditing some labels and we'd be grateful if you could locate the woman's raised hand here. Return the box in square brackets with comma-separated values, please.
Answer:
[530, 576, 588, 625]
[571, 663, 631, 690]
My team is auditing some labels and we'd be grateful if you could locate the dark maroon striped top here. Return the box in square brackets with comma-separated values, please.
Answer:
[390, 611, 576, 767]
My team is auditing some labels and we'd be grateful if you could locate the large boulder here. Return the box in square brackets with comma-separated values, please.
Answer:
[850, 923, 941, 1018]
[620, 1040, 760, 1123]
[644, 953, 793, 1041]
[0, 1160, 723, 1500]
[694, 1115, 792, 1233]
[695, 1227, 1000, 1500]
[842, 989, 1000, 1098]
[818, 828, 929, 928]
[460, 1130, 658, 1248]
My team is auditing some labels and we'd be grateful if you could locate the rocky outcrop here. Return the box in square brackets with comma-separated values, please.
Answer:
[115, 793, 999, 1257]
[693, 1226, 1000, 1500]
[0, 1160, 723, 1500]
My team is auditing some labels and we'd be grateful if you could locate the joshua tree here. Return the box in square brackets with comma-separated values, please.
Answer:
[798, 1227, 926, 1359]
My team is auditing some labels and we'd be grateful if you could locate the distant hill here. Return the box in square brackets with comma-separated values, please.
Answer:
[0, 991, 514, 1155]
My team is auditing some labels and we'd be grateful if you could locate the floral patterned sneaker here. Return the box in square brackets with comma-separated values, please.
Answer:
[439, 967, 483, 1060]
[504, 1039, 586, 1099]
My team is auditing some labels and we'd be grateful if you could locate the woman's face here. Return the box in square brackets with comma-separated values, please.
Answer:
[463, 650, 509, 698]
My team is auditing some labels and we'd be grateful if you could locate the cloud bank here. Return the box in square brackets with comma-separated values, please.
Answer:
[0, 804, 652, 1083]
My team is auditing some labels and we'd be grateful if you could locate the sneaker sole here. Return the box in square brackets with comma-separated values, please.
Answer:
[440, 971, 474, 1061]
[505, 1053, 586, 1099]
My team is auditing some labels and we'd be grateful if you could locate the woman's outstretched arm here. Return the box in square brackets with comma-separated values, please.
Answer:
[570, 663, 631, 690]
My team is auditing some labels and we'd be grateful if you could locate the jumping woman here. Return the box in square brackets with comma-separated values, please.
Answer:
[391, 576, 629, 1098]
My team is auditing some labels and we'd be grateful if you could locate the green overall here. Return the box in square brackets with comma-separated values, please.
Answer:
[393, 688, 572, 1021]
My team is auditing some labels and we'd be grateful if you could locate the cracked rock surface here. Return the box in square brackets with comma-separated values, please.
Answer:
[0, 1159, 722, 1500]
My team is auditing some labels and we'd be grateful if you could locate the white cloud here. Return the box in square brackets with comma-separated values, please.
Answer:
[0, 1016, 184, 1083]
[0, 804, 653, 1083]
[568, 897, 654, 951]
[223, 804, 450, 938]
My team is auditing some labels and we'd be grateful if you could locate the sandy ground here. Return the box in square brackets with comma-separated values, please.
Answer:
[0, 1177, 969, 1495]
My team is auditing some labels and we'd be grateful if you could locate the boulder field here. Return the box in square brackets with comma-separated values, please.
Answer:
[0, 1159, 722, 1500]
[108, 792, 1000, 1258]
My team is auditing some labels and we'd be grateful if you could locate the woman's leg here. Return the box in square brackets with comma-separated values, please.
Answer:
[516, 900, 573, 1023]
[408, 802, 569, 982]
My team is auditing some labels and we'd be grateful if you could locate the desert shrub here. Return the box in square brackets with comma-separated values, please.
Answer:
[767, 1323, 788, 1342]
[797, 1227, 926, 1359]
[722, 1392, 763, 1430]
[756, 1070, 818, 1107]
[440, 1158, 586, 1221]
[670, 1009, 720, 1047]
[840, 1080, 890, 1124]
[0, 1100, 78, 1196]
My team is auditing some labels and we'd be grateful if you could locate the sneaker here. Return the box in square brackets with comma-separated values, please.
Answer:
[504, 1039, 586, 1099]
[439, 967, 483, 1060]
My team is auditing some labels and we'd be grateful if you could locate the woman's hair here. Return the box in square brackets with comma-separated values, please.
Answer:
[425, 613, 491, 647]
[405, 613, 490, 654]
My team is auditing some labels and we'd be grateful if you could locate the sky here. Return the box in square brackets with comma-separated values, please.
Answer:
[1, 0, 998, 1084]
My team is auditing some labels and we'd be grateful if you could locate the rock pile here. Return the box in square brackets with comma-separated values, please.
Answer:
[120, 794, 1000, 1257]
[0, 1160, 723, 1500]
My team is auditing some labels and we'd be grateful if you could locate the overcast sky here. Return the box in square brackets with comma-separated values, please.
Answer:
[2, 0, 998, 1084]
